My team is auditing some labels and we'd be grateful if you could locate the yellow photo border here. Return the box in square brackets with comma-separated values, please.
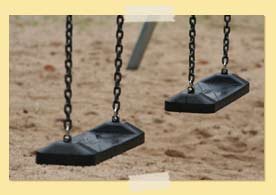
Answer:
[1, 0, 273, 194]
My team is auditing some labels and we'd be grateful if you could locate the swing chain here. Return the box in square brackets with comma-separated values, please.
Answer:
[188, 15, 196, 93]
[63, 15, 73, 142]
[112, 15, 124, 123]
[221, 15, 231, 74]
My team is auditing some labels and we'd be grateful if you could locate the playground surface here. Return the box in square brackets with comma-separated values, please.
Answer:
[9, 15, 264, 180]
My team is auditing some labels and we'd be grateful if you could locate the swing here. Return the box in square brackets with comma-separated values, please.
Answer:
[36, 15, 144, 166]
[165, 15, 249, 113]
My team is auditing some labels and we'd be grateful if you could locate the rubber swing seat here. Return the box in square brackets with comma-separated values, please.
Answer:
[165, 73, 249, 113]
[36, 121, 144, 166]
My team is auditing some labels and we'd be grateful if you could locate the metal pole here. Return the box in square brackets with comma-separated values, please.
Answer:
[127, 22, 157, 70]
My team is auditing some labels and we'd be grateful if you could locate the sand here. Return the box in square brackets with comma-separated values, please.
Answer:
[9, 15, 264, 180]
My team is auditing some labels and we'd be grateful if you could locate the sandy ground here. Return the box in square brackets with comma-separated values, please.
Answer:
[9, 16, 264, 180]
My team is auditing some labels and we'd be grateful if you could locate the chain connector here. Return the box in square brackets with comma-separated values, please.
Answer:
[221, 67, 228, 75]
[63, 134, 72, 143]
[188, 81, 195, 94]
[65, 123, 71, 132]
[112, 115, 120, 123]
[112, 105, 120, 122]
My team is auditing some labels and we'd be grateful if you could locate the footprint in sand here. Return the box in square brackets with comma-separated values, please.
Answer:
[255, 63, 262, 68]
[24, 122, 36, 129]
[242, 130, 258, 136]
[15, 81, 24, 86]
[84, 111, 98, 116]
[41, 64, 61, 80]
[199, 176, 213, 180]
[254, 100, 264, 108]
[241, 68, 248, 72]
[164, 149, 186, 159]
[44, 64, 55, 72]
[164, 78, 177, 83]
[248, 130, 258, 136]
[217, 136, 248, 153]
[152, 118, 164, 124]
[49, 41, 63, 47]
[222, 154, 256, 161]
[193, 128, 213, 138]
[198, 59, 209, 65]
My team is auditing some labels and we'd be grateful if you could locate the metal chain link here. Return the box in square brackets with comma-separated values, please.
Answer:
[112, 15, 124, 122]
[63, 15, 73, 142]
[188, 15, 196, 93]
[221, 15, 231, 74]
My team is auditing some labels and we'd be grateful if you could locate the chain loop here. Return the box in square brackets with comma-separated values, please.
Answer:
[112, 15, 124, 122]
[221, 15, 231, 74]
[63, 15, 73, 142]
[188, 15, 196, 93]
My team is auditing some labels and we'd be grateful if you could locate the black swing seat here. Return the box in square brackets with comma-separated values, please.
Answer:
[36, 121, 144, 166]
[165, 73, 249, 113]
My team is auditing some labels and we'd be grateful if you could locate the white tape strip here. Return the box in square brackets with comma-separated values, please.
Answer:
[125, 6, 175, 22]
[128, 172, 170, 192]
